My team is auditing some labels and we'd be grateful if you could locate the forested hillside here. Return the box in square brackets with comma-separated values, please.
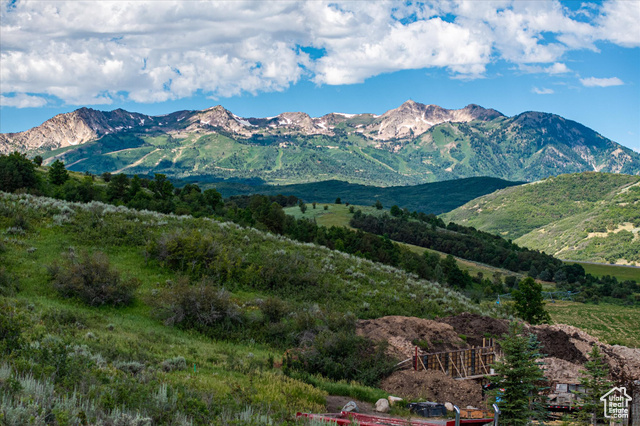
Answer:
[442, 173, 640, 265]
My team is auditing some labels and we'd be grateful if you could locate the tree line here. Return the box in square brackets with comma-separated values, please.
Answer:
[2, 152, 637, 304]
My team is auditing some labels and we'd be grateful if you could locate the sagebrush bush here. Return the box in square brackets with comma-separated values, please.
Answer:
[48, 251, 140, 307]
[151, 276, 241, 332]
[161, 356, 187, 372]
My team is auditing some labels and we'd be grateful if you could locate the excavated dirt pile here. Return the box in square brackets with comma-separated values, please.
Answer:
[358, 313, 640, 407]
[528, 323, 640, 382]
[357, 315, 467, 359]
[439, 312, 509, 347]
[380, 370, 483, 408]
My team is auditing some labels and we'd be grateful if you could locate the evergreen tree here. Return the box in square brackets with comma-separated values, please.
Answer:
[513, 277, 551, 324]
[32, 155, 43, 166]
[491, 321, 547, 426]
[574, 345, 612, 425]
[127, 175, 142, 200]
[298, 199, 307, 214]
[335, 197, 341, 204]
[48, 159, 69, 185]
[106, 173, 130, 202]
[0, 152, 38, 192]
[374, 200, 383, 210]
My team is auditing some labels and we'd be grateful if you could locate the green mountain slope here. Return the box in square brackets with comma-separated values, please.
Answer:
[5, 102, 638, 186]
[199, 177, 521, 215]
[0, 191, 499, 422]
[442, 172, 640, 265]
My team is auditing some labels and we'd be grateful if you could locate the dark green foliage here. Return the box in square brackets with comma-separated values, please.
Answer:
[0, 300, 27, 355]
[390, 205, 402, 217]
[213, 177, 520, 215]
[491, 322, 547, 425]
[351, 211, 564, 279]
[62, 176, 102, 203]
[0, 266, 20, 297]
[298, 199, 307, 214]
[512, 278, 551, 324]
[574, 345, 612, 425]
[48, 159, 69, 185]
[285, 330, 397, 387]
[33, 155, 43, 166]
[48, 251, 140, 307]
[149, 173, 174, 200]
[107, 173, 130, 202]
[0, 152, 38, 192]
[374, 200, 383, 210]
[151, 277, 241, 332]
[335, 197, 341, 204]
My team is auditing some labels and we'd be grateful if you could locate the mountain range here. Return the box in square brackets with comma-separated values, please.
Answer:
[1, 101, 638, 185]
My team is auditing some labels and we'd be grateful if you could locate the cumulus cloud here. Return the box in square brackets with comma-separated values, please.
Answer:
[520, 62, 571, 75]
[0, 93, 48, 108]
[580, 77, 624, 87]
[0, 0, 637, 105]
[532, 87, 554, 95]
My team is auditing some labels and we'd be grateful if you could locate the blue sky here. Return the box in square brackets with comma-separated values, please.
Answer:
[1, 1, 639, 151]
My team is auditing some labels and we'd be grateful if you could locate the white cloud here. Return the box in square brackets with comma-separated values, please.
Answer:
[532, 87, 554, 95]
[0, 93, 48, 108]
[580, 77, 624, 87]
[0, 0, 637, 105]
[520, 62, 571, 75]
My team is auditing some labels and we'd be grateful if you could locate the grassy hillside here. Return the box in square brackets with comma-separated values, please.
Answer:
[570, 261, 640, 282]
[285, 203, 528, 283]
[547, 301, 640, 347]
[0, 191, 499, 423]
[442, 173, 640, 265]
[200, 177, 521, 215]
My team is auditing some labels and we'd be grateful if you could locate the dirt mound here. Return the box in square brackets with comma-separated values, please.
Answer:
[530, 326, 587, 364]
[380, 370, 483, 408]
[439, 313, 509, 347]
[357, 316, 466, 359]
[542, 357, 583, 383]
[531, 324, 640, 381]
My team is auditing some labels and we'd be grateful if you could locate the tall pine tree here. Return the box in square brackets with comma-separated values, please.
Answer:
[574, 345, 612, 425]
[491, 321, 547, 425]
[48, 159, 69, 186]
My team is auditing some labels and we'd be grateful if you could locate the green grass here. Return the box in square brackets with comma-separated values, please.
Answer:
[567, 261, 640, 282]
[444, 173, 640, 265]
[547, 301, 640, 348]
[284, 203, 385, 228]
[1, 191, 501, 423]
[285, 203, 527, 283]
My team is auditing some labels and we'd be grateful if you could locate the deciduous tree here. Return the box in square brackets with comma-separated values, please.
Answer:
[513, 277, 551, 324]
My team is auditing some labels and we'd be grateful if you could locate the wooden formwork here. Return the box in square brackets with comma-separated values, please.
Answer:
[418, 342, 499, 379]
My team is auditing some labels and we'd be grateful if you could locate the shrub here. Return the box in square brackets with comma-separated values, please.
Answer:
[260, 297, 289, 323]
[151, 277, 241, 332]
[285, 330, 397, 387]
[48, 251, 140, 307]
[161, 356, 187, 372]
[0, 267, 19, 297]
[0, 300, 27, 355]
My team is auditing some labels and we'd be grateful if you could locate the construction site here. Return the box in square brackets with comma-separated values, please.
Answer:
[301, 313, 640, 425]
